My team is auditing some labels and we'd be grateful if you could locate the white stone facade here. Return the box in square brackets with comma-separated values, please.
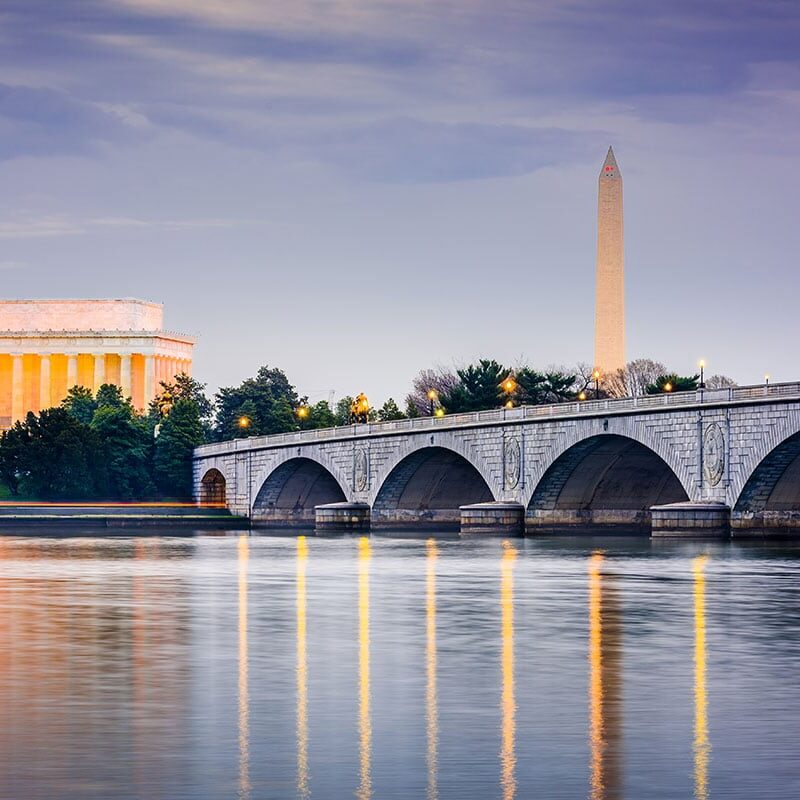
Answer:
[0, 299, 194, 426]
[194, 384, 800, 533]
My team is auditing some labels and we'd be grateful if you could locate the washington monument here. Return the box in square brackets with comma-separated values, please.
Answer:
[594, 146, 625, 375]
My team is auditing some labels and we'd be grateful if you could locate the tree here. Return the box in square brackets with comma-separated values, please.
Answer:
[62, 385, 97, 424]
[91, 399, 154, 500]
[405, 367, 460, 417]
[213, 365, 299, 440]
[440, 360, 507, 413]
[151, 374, 212, 422]
[334, 396, 355, 426]
[304, 400, 336, 429]
[605, 359, 668, 398]
[377, 398, 406, 421]
[16, 408, 107, 499]
[705, 374, 737, 390]
[646, 373, 700, 394]
[0, 423, 27, 496]
[516, 367, 577, 404]
[154, 399, 205, 498]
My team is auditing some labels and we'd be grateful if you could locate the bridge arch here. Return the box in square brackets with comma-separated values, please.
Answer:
[371, 443, 496, 529]
[526, 433, 690, 532]
[199, 468, 227, 507]
[733, 429, 800, 524]
[252, 455, 347, 527]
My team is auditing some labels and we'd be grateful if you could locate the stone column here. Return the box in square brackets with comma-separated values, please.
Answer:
[67, 355, 79, 389]
[93, 353, 106, 392]
[11, 353, 24, 423]
[143, 355, 155, 408]
[39, 355, 51, 410]
[120, 354, 133, 400]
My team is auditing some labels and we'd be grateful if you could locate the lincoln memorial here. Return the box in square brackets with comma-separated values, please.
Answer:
[0, 299, 194, 428]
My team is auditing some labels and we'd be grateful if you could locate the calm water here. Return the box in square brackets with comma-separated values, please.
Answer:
[1, 532, 799, 800]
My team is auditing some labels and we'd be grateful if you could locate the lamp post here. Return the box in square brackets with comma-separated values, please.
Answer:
[765, 374, 770, 388]
[427, 389, 438, 417]
[434, 407, 445, 418]
[238, 415, 251, 431]
[297, 405, 309, 429]
[699, 360, 706, 390]
[592, 369, 601, 400]
[664, 382, 673, 393]
[500, 373, 517, 408]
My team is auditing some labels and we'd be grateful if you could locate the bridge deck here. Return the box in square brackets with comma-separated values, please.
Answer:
[196, 381, 800, 457]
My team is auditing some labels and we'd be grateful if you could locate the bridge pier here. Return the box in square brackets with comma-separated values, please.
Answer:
[460, 503, 525, 537]
[315, 502, 371, 534]
[650, 502, 730, 539]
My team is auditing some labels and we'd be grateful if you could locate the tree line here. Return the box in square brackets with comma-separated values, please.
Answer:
[0, 358, 736, 501]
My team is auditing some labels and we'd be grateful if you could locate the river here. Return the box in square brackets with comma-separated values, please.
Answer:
[0, 533, 798, 799]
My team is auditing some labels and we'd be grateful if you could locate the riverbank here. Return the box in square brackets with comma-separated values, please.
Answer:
[0, 503, 248, 529]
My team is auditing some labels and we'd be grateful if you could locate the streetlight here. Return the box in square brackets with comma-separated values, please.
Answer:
[765, 373, 770, 387]
[297, 405, 309, 428]
[434, 407, 445, 418]
[578, 391, 587, 401]
[664, 382, 673, 393]
[698, 359, 706, 389]
[238, 415, 251, 430]
[592, 369, 601, 399]
[427, 388, 438, 417]
[500, 373, 517, 408]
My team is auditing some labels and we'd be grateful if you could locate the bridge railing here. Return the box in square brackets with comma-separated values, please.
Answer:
[194, 380, 800, 457]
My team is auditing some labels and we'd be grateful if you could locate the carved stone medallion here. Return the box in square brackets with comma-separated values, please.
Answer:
[703, 423, 725, 487]
[504, 437, 521, 489]
[354, 448, 368, 492]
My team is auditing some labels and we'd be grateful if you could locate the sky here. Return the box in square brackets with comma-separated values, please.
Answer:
[1, 0, 799, 405]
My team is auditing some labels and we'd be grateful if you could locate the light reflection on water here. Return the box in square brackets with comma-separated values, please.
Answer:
[1, 533, 800, 799]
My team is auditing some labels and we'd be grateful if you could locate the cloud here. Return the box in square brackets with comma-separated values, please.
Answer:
[306, 118, 597, 182]
[0, 83, 149, 160]
[0, 215, 260, 238]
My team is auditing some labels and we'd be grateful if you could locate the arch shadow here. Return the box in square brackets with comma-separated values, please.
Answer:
[733, 431, 800, 533]
[527, 434, 689, 533]
[372, 446, 494, 530]
[252, 457, 347, 527]
[199, 468, 227, 507]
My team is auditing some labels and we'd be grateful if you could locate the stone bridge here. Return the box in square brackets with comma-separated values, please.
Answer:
[193, 382, 800, 537]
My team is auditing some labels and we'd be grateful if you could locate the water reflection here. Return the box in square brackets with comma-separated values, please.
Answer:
[357, 536, 372, 800]
[238, 536, 251, 800]
[426, 539, 439, 800]
[297, 536, 310, 800]
[588, 552, 623, 800]
[500, 541, 517, 800]
[693, 555, 710, 800]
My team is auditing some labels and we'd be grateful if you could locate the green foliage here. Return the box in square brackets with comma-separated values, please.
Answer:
[14, 408, 107, 500]
[404, 397, 420, 418]
[0, 423, 26, 496]
[646, 373, 700, 394]
[334, 396, 355, 426]
[91, 403, 154, 500]
[440, 359, 507, 413]
[377, 398, 406, 421]
[304, 401, 337, 429]
[154, 399, 205, 498]
[62, 385, 97, 424]
[213, 365, 299, 440]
